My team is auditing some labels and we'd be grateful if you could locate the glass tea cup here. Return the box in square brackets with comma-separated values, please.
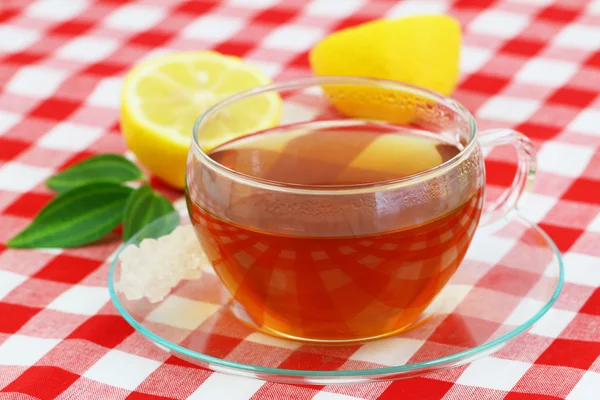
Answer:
[185, 77, 535, 343]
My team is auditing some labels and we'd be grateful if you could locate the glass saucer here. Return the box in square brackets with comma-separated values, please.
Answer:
[108, 211, 563, 384]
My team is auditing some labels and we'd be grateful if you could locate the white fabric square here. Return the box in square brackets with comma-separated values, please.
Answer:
[84, 350, 161, 390]
[457, 357, 531, 390]
[477, 96, 540, 123]
[47, 285, 109, 315]
[87, 77, 123, 109]
[432, 284, 473, 314]
[183, 15, 244, 41]
[39, 122, 103, 151]
[505, 298, 546, 325]
[387, 0, 449, 17]
[6, 66, 67, 98]
[0, 335, 60, 366]
[245, 332, 301, 350]
[26, 0, 88, 21]
[537, 142, 593, 177]
[566, 371, 600, 400]
[0, 162, 53, 192]
[57, 36, 118, 62]
[562, 253, 600, 287]
[282, 102, 320, 124]
[0, 270, 27, 300]
[0, 26, 40, 53]
[519, 193, 557, 223]
[588, 0, 600, 16]
[350, 337, 424, 366]
[307, 0, 365, 17]
[515, 58, 578, 87]
[460, 45, 494, 75]
[263, 26, 323, 51]
[246, 60, 282, 78]
[0, 111, 21, 136]
[105, 4, 164, 31]
[465, 235, 515, 264]
[187, 373, 264, 399]
[568, 109, 600, 136]
[554, 24, 600, 51]
[468, 10, 529, 38]
[145, 295, 220, 330]
[587, 212, 600, 233]
[530, 308, 577, 338]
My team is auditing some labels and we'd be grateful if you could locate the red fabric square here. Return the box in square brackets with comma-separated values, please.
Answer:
[2, 366, 79, 400]
[68, 315, 134, 348]
[4, 192, 53, 219]
[213, 41, 255, 57]
[429, 315, 499, 347]
[478, 266, 539, 297]
[547, 87, 597, 108]
[379, 377, 453, 400]
[288, 51, 310, 69]
[453, 0, 497, 8]
[485, 160, 517, 188]
[537, 223, 583, 252]
[34, 254, 102, 284]
[537, 6, 580, 23]
[175, 0, 216, 15]
[334, 15, 372, 30]
[49, 20, 94, 36]
[253, 7, 299, 25]
[0, 302, 41, 334]
[586, 51, 600, 68]
[129, 31, 173, 48]
[563, 178, 600, 205]
[460, 73, 509, 94]
[82, 62, 128, 76]
[0, 9, 18, 24]
[0, 138, 29, 160]
[3, 52, 45, 66]
[500, 38, 545, 57]
[515, 122, 561, 141]
[580, 287, 600, 316]
[29, 99, 80, 121]
[537, 339, 600, 370]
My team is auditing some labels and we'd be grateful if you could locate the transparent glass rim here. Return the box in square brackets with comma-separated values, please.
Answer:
[191, 76, 479, 195]
[108, 212, 564, 379]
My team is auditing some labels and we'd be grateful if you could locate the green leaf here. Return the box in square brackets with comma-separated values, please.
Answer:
[7, 182, 133, 249]
[46, 153, 143, 193]
[122, 185, 176, 241]
[133, 212, 181, 243]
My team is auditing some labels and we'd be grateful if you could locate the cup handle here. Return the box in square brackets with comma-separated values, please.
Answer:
[478, 128, 537, 227]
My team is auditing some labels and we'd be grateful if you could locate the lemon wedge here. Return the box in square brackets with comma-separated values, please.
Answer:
[121, 51, 281, 189]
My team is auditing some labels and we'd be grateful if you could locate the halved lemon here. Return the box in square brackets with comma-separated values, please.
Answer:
[309, 15, 461, 123]
[121, 51, 281, 189]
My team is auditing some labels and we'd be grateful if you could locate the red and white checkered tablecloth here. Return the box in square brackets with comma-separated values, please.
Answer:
[1, 0, 599, 398]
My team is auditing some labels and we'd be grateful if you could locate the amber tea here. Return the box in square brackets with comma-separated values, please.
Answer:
[188, 121, 483, 341]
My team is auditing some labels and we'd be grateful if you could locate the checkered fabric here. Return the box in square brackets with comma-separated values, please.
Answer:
[0, 0, 598, 399]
